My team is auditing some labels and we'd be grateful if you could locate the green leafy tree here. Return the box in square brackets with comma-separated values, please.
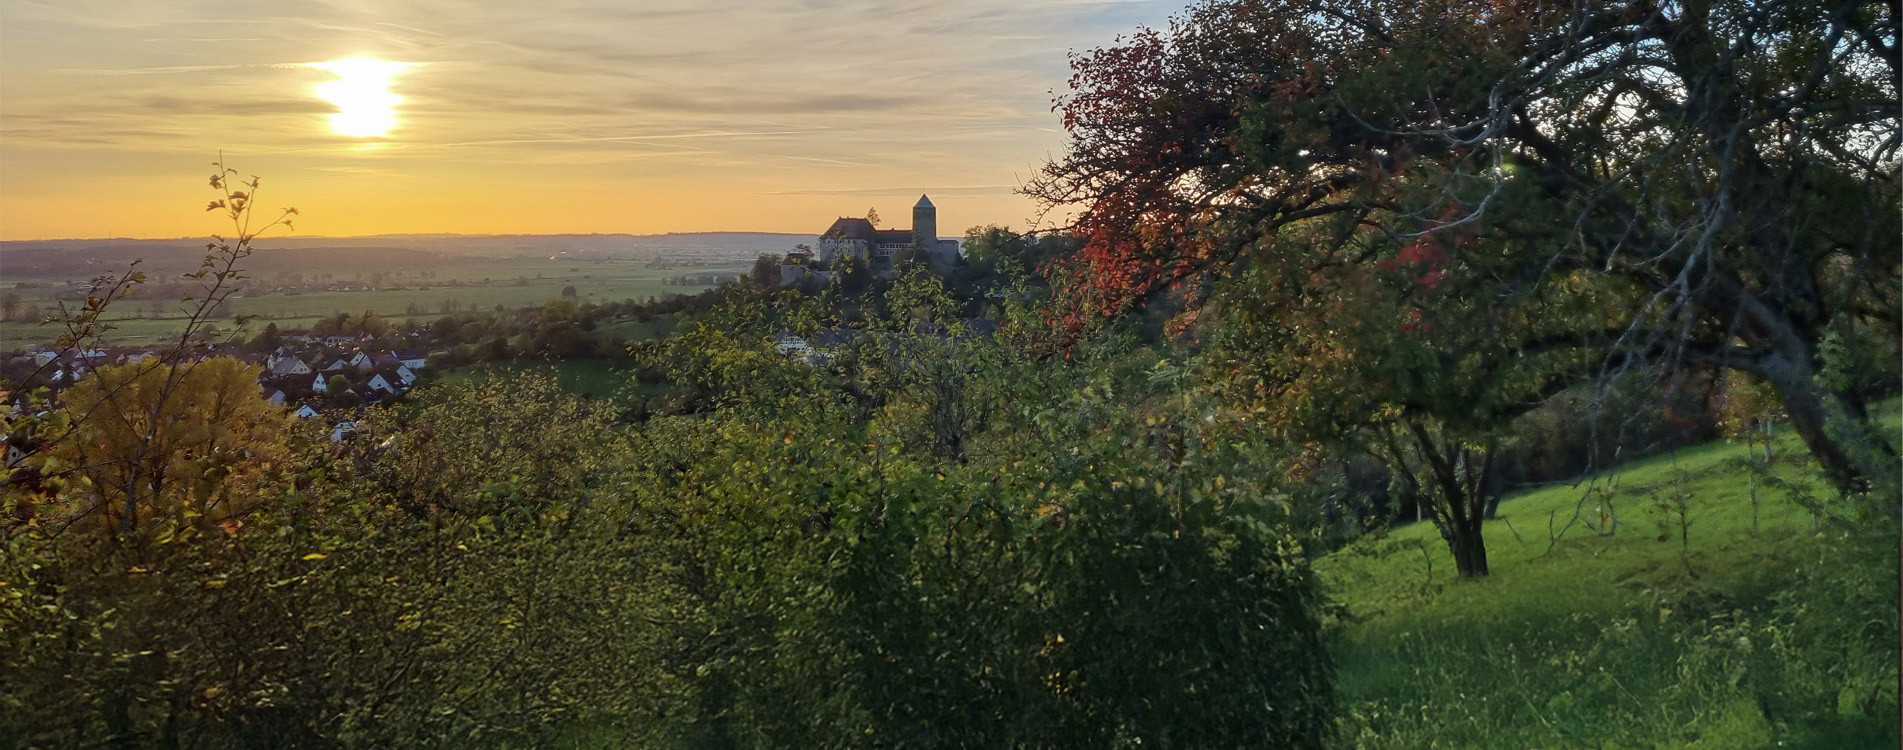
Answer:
[358, 310, 390, 337]
[1032, 0, 1900, 496]
[246, 321, 282, 353]
[835, 248, 871, 296]
[632, 292, 1334, 745]
[750, 253, 782, 288]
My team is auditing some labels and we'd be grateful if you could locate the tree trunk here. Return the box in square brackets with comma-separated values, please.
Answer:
[1448, 523, 1490, 578]
[1404, 421, 1494, 578]
[1759, 357, 1899, 496]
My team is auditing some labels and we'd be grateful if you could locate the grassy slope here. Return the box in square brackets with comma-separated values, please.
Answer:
[1322, 409, 1900, 749]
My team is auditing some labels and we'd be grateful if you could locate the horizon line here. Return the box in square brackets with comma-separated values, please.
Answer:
[0, 229, 837, 244]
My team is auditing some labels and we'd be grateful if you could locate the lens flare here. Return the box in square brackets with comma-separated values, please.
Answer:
[313, 58, 409, 138]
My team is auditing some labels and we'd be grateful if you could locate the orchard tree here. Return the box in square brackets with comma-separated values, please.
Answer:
[1202, 209, 1599, 576]
[1032, 0, 1899, 495]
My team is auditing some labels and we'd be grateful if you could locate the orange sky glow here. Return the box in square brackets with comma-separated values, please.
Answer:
[0, 1, 1176, 241]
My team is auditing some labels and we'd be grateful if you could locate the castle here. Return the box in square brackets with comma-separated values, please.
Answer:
[814, 195, 960, 272]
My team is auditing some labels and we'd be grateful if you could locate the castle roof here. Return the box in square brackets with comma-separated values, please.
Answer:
[915, 194, 934, 208]
[822, 217, 877, 241]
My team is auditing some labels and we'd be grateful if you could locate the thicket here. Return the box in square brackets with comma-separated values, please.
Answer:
[1, 270, 1337, 747]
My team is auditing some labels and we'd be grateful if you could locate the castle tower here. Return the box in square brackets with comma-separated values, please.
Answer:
[911, 194, 937, 250]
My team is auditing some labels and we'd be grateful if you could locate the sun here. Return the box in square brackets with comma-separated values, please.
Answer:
[313, 58, 410, 138]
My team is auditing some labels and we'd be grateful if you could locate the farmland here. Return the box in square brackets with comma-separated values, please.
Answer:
[0, 233, 804, 351]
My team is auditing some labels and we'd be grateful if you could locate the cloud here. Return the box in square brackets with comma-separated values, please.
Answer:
[0, 0, 1181, 237]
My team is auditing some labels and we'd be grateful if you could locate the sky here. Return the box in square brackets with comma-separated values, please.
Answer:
[0, 0, 1180, 241]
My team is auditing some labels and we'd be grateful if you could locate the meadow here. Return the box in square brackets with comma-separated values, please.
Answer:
[1323, 407, 1901, 749]
[0, 254, 741, 351]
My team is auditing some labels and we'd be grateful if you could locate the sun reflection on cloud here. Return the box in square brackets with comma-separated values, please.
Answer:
[312, 58, 410, 138]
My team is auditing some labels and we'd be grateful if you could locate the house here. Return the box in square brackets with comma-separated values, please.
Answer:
[266, 390, 286, 407]
[294, 405, 319, 419]
[773, 332, 810, 357]
[774, 328, 858, 367]
[270, 357, 312, 376]
[396, 351, 428, 369]
[322, 359, 350, 373]
[366, 373, 398, 395]
[815, 195, 960, 275]
[347, 351, 373, 370]
[312, 374, 328, 393]
[395, 365, 417, 386]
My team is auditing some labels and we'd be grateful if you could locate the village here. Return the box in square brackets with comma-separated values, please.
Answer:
[3, 331, 432, 443]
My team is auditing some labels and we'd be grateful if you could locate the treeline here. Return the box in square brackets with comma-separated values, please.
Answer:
[294, 288, 727, 366]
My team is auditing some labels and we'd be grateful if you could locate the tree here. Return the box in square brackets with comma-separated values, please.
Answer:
[1032, 0, 1899, 495]
[358, 310, 390, 337]
[1198, 210, 1591, 576]
[314, 311, 351, 334]
[0, 291, 19, 322]
[961, 226, 1028, 275]
[632, 289, 1334, 745]
[246, 322, 282, 353]
[561, 284, 578, 298]
[750, 253, 782, 288]
[865, 206, 881, 228]
[835, 250, 871, 296]
[3, 157, 296, 532]
[49, 358, 287, 541]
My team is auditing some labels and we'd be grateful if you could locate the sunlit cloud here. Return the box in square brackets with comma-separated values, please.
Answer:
[0, 0, 1180, 238]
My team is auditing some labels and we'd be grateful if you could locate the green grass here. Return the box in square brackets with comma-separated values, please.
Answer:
[1323, 409, 1901, 749]
[596, 315, 678, 342]
[0, 256, 737, 351]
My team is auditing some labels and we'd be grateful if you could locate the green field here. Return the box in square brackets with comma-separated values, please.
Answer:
[0, 255, 740, 351]
[1324, 408, 1901, 748]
